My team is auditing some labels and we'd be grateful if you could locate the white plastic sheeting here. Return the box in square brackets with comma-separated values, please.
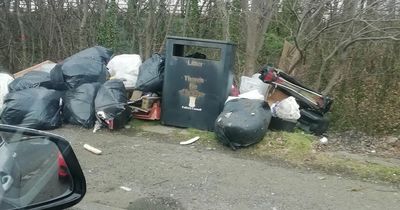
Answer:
[226, 89, 265, 103]
[271, 96, 301, 121]
[0, 73, 14, 114]
[107, 54, 142, 89]
[240, 74, 270, 95]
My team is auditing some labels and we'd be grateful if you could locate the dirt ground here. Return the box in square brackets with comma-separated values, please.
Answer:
[48, 125, 400, 210]
[322, 131, 400, 158]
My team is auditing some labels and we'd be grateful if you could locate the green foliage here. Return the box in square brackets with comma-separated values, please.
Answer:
[228, 0, 241, 44]
[329, 42, 400, 135]
[96, 0, 118, 50]
[258, 31, 285, 66]
[187, 0, 200, 37]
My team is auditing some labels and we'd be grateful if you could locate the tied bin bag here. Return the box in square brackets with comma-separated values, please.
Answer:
[63, 83, 102, 128]
[95, 79, 131, 130]
[215, 98, 272, 150]
[50, 46, 112, 89]
[0, 87, 63, 130]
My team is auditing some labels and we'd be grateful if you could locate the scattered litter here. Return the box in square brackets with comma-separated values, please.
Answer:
[318, 176, 326, 180]
[125, 125, 132, 129]
[319, 136, 328, 144]
[83, 144, 102, 155]
[180, 136, 200, 145]
[371, 150, 376, 153]
[119, 186, 132, 192]
[93, 121, 102, 133]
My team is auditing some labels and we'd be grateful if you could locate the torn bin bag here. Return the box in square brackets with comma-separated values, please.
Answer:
[215, 98, 272, 150]
[8, 71, 54, 92]
[63, 83, 101, 128]
[135, 53, 165, 93]
[95, 79, 131, 130]
[0, 87, 62, 130]
[297, 109, 329, 135]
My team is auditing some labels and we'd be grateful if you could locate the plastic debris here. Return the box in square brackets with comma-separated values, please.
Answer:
[240, 74, 270, 95]
[83, 144, 102, 155]
[319, 136, 328, 144]
[180, 136, 200, 145]
[271, 96, 301, 121]
[119, 186, 132, 192]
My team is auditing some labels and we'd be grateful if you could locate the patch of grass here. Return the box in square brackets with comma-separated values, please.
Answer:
[186, 128, 216, 141]
[183, 128, 220, 148]
[251, 131, 315, 163]
[314, 154, 400, 184]
[130, 119, 161, 129]
[247, 131, 400, 184]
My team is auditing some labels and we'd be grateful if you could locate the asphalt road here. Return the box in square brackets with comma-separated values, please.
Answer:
[50, 125, 400, 210]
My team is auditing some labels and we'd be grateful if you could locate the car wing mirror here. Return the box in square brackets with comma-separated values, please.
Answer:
[0, 124, 86, 210]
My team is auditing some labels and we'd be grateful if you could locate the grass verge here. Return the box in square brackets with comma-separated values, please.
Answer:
[127, 120, 400, 185]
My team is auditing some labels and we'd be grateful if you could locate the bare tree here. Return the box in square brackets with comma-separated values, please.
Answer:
[243, 0, 275, 76]
[79, 0, 89, 49]
[285, 0, 400, 93]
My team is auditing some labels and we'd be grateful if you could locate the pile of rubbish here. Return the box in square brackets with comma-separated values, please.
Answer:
[0, 36, 333, 151]
[212, 66, 333, 150]
[0, 46, 133, 131]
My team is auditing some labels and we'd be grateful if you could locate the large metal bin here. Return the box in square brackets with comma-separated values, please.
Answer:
[161, 36, 235, 131]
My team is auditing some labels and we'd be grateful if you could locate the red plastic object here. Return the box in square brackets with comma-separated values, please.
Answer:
[133, 101, 161, 120]
[57, 152, 69, 178]
[230, 84, 240, 96]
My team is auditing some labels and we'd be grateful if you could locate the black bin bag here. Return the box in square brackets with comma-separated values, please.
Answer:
[95, 79, 131, 130]
[297, 109, 329, 135]
[68, 46, 113, 64]
[50, 46, 112, 89]
[135, 53, 165, 93]
[215, 98, 272, 150]
[8, 71, 54, 92]
[1, 87, 62, 130]
[63, 83, 101, 128]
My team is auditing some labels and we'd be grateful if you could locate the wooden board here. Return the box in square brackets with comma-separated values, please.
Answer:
[13, 60, 55, 78]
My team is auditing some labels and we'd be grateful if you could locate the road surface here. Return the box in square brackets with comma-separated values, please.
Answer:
[50, 125, 400, 210]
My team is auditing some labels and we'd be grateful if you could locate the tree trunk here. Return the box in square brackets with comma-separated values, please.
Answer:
[79, 0, 89, 49]
[143, 0, 156, 59]
[243, 0, 274, 76]
[159, 0, 180, 53]
[16, 0, 27, 68]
